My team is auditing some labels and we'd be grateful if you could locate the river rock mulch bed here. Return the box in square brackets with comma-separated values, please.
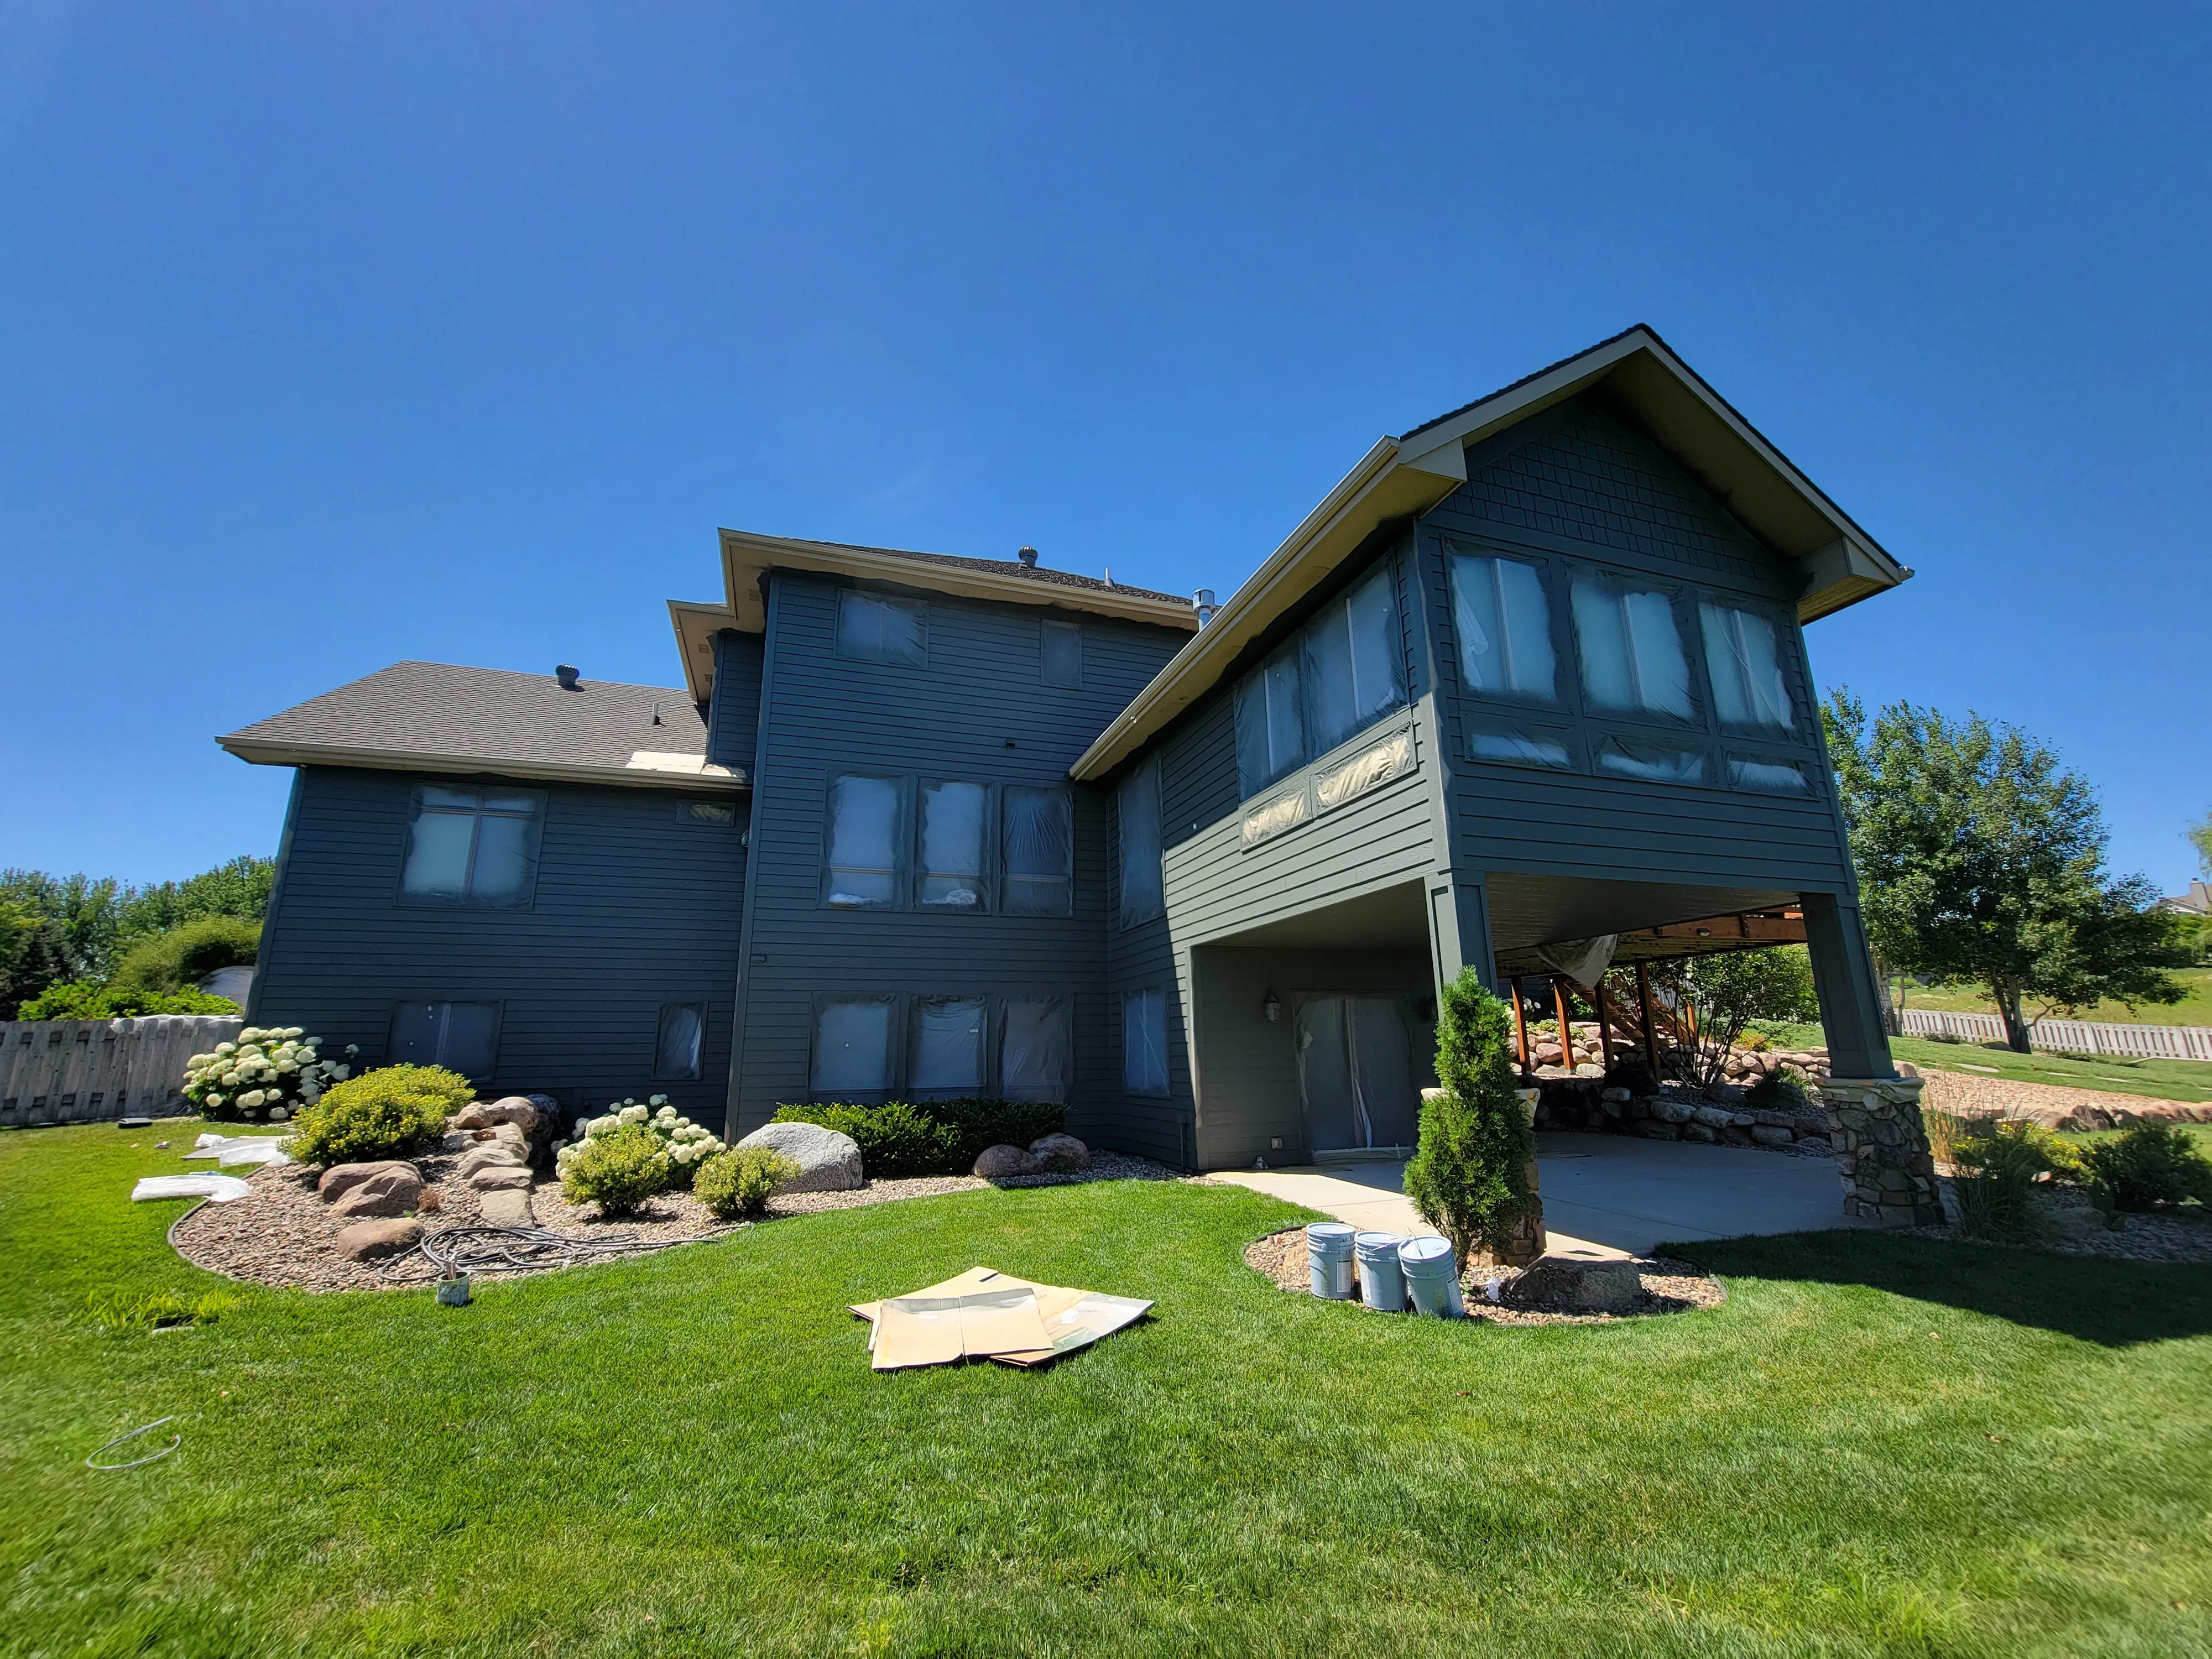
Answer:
[1242, 1227, 1726, 1326]
[1903, 1207, 2212, 1265]
[173, 1143, 1183, 1292]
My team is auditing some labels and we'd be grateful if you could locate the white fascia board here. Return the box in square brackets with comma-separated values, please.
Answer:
[217, 738, 748, 792]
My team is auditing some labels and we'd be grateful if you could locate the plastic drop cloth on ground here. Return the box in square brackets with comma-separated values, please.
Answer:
[133, 1173, 254, 1203]
[851, 1265, 1152, 1370]
[186, 1133, 295, 1168]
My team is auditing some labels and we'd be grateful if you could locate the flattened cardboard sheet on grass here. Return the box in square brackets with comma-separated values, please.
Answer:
[852, 1266, 1152, 1370]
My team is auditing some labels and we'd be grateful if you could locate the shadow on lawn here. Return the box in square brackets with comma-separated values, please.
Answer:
[1678, 1229, 2212, 1348]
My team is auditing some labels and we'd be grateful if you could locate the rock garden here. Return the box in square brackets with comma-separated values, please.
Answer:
[166, 1039, 1175, 1292]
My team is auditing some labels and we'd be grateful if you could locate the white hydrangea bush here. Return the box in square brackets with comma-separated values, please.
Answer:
[182, 1027, 359, 1123]
[552, 1096, 727, 1189]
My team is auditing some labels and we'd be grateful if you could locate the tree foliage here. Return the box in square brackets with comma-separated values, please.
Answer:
[1402, 969, 1533, 1269]
[2189, 811, 2212, 880]
[108, 916, 263, 993]
[0, 855, 274, 1008]
[1822, 690, 2188, 1052]
[1650, 946, 1820, 1090]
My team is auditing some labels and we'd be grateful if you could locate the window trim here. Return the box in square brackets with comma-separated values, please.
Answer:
[999, 784, 1075, 918]
[915, 778, 993, 914]
[395, 783, 546, 911]
[808, 992, 901, 1100]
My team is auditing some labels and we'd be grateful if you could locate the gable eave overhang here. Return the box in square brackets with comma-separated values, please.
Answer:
[668, 598, 735, 703]
[216, 735, 748, 792]
[1070, 325, 1911, 782]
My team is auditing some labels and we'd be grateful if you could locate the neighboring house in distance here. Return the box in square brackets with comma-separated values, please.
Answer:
[222, 325, 1914, 1170]
[2157, 882, 2212, 916]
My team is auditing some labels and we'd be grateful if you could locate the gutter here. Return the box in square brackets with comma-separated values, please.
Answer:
[216, 737, 749, 792]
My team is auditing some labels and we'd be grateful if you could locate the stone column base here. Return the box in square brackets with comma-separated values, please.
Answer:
[1470, 1157, 1547, 1268]
[1812, 1076, 1945, 1227]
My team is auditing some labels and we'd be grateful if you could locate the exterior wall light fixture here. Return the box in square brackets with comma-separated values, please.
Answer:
[1262, 992, 1282, 1024]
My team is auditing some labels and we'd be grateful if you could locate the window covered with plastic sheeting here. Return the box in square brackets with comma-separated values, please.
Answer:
[823, 775, 902, 909]
[1699, 601, 1798, 734]
[654, 1003, 706, 1081]
[1233, 647, 1306, 799]
[400, 785, 545, 907]
[909, 997, 987, 1097]
[388, 1001, 501, 1081]
[1593, 734, 1709, 785]
[1040, 619, 1083, 688]
[1000, 786, 1073, 915]
[1448, 546, 1557, 704]
[1571, 573, 1696, 724]
[1466, 720, 1576, 771]
[917, 781, 988, 910]
[1302, 566, 1407, 755]
[1239, 788, 1308, 847]
[1728, 754, 1814, 796]
[1117, 757, 1164, 928]
[836, 589, 927, 666]
[1314, 730, 1411, 811]
[1000, 997, 1072, 1103]
[1123, 987, 1169, 1097]
[812, 997, 894, 1095]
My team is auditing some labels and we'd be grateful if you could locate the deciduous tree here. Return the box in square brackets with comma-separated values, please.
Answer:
[1822, 691, 2187, 1052]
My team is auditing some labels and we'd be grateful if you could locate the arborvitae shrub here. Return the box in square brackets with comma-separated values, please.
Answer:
[1402, 968, 1533, 1268]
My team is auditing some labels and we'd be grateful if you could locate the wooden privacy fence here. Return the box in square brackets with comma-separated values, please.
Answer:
[1901, 1008, 2212, 1062]
[0, 1016, 244, 1128]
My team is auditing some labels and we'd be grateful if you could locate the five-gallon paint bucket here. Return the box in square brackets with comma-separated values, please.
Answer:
[1307, 1222, 1356, 1300]
[1397, 1235, 1465, 1318]
[1353, 1230, 1408, 1312]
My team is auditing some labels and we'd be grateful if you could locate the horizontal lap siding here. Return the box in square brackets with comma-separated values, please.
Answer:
[1420, 392, 1856, 898]
[253, 766, 747, 1125]
[730, 573, 1186, 1144]
[707, 631, 765, 774]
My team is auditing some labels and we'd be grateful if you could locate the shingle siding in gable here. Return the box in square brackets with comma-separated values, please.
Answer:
[1434, 392, 1772, 587]
[250, 765, 747, 1129]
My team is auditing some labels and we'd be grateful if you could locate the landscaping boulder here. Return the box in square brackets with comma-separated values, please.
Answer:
[2031, 1188, 2110, 1243]
[1682, 1121, 1718, 1143]
[477, 1186, 535, 1228]
[456, 1144, 527, 1180]
[330, 1166, 424, 1219]
[1651, 1096, 1695, 1125]
[734, 1121, 865, 1192]
[1749, 1124, 1796, 1149]
[1028, 1133, 1090, 1173]
[334, 1217, 422, 1261]
[467, 1164, 533, 1192]
[317, 1160, 420, 1203]
[452, 1096, 540, 1134]
[1510, 1256, 1642, 1314]
[973, 1143, 1042, 1178]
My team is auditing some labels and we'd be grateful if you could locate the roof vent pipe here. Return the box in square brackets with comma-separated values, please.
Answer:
[555, 664, 581, 690]
[1193, 588, 1218, 626]
[1017, 546, 1039, 568]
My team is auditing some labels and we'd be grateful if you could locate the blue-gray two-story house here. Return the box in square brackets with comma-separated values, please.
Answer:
[222, 327, 1912, 1170]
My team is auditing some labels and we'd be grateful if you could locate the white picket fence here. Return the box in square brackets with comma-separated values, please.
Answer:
[0, 1016, 243, 1128]
[1901, 1007, 2212, 1062]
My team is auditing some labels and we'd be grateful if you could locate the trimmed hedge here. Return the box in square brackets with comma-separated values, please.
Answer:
[770, 1098, 1067, 1177]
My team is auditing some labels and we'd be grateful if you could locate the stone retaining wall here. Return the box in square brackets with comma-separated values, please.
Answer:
[1532, 1077, 1833, 1156]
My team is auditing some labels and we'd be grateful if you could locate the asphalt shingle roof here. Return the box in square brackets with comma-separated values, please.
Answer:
[219, 661, 717, 783]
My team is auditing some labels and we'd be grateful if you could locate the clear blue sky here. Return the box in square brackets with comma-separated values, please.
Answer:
[1, 4, 2205, 893]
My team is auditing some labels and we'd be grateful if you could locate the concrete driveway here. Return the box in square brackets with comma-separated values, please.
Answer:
[1207, 1131, 1866, 1258]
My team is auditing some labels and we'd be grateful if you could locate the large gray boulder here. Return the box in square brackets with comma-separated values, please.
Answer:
[1028, 1133, 1089, 1173]
[973, 1143, 1042, 1178]
[735, 1121, 865, 1191]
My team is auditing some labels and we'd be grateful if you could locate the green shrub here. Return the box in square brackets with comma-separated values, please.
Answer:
[1744, 1067, 1809, 1111]
[554, 1097, 724, 1189]
[560, 1124, 669, 1215]
[109, 916, 262, 994]
[1946, 1118, 2083, 1242]
[2080, 1123, 2212, 1212]
[926, 1098, 1067, 1168]
[769, 1098, 1065, 1177]
[771, 1101, 958, 1177]
[1402, 969, 1533, 1269]
[1926, 1030, 1966, 1045]
[693, 1146, 801, 1219]
[185, 1025, 353, 1123]
[15, 980, 239, 1020]
[285, 1064, 469, 1164]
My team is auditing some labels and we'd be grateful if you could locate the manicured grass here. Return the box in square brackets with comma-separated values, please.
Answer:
[1890, 1037, 2212, 1105]
[5, 1123, 2211, 1658]
[1751, 1020, 2212, 1104]
[1903, 967, 2212, 1030]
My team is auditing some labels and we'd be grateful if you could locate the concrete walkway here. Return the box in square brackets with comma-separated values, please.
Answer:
[1207, 1131, 1866, 1258]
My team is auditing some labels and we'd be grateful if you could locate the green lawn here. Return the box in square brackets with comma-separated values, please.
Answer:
[6, 1124, 2211, 1658]
[1750, 1020, 2212, 1105]
[1902, 967, 2212, 1029]
[1892, 1037, 2212, 1106]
